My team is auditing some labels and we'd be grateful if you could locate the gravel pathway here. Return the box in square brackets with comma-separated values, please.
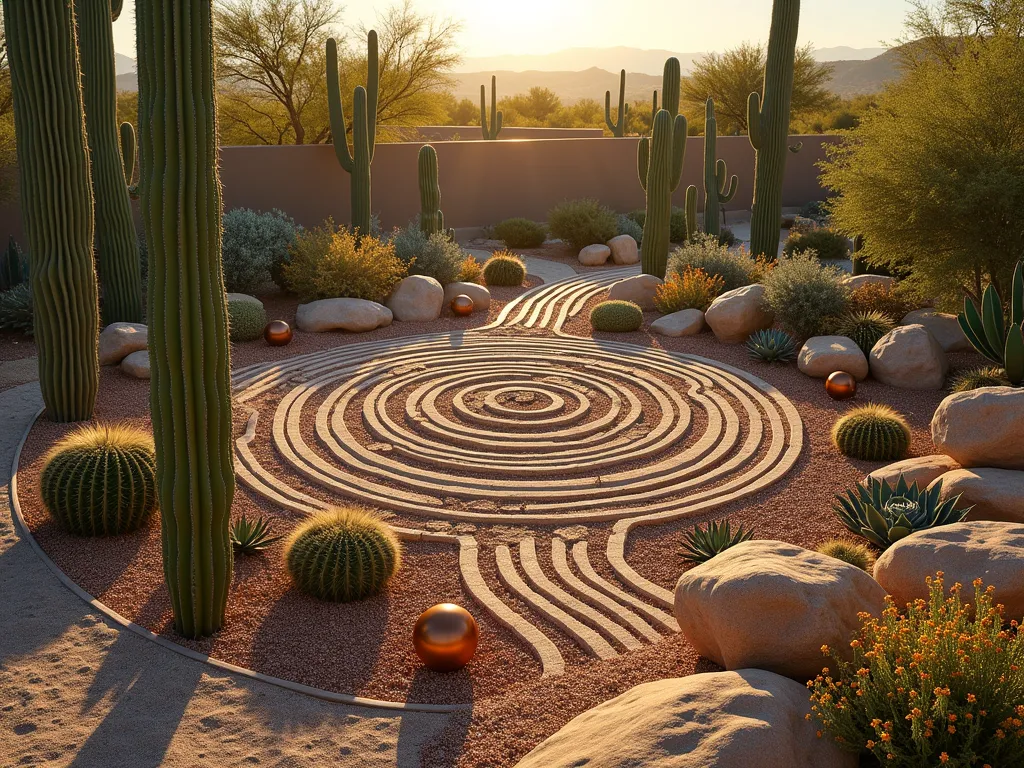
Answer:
[0, 382, 450, 767]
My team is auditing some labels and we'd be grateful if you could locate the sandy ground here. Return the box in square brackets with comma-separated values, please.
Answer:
[0, 382, 453, 768]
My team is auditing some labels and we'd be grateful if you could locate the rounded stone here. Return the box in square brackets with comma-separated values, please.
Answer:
[869, 324, 949, 390]
[842, 274, 895, 291]
[606, 235, 639, 265]
[650, 309, 705, 337]
[295, 298, 393, 333]
[901, 309, 971, 353]
[931, 387, 1024, 469]
[704, 284, 774, 344]
[798, 336, 869, 381]
[442, 281, 491, 312]
[120, 350, 151, 380]
[578, 244, 612, 266]
[386, 275, 445, 322]
[607, 274, 663, 311]
[929, 467, 1024, 524]
[99, 322, 148, 366]
[867, 455, 961, 489]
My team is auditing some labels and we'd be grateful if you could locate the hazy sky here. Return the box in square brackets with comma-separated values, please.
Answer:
[112, 1, 909, 59]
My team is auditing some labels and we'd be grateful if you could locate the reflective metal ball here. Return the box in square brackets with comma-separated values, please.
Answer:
[826, 371, 857, 401]
[451, 295, 474, 317]
[413, 603, 479, 672]
[264, 320, 293, 346]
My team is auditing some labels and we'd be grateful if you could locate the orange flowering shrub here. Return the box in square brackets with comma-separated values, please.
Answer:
[809, 574, 1024, 767]
[653, 266, 725, 314]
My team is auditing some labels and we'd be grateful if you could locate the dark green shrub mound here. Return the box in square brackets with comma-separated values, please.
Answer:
[483, 251, 527, 286]
[782, 228, 851, 262]
[669, 207, 691, 243]
[681, 520, 755, 564]
[40, 424, 157, 536]
[285, 507, 402, 602]
[547, 198, 617, 251]
[0, 283, 34, 335]
[831, 403, 911, 462]
[493, 218, 547, 249]
[746, 329, 798, 364]
[590, 300, 643, 332]
[717, 227, 737, 248]
[816, 539, 876, 571]
[949, 366, 1010, 393]
[835, 310, 895, 356]
[227, 299, 267, 342]
[0, 236, 28, 292]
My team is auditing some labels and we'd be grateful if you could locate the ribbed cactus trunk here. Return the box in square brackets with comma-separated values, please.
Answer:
[77, 0, 143, 324]
[418, 145, 444, 236]
[137, 0, 235, 639]
[748, 0, 801, 258]
[481, 76, 503, 140]
[703, 99, 738, 238]
[661, 58, 681, 118]
[638, 109, 687, 278]
[604, 70, 629, 137]
[327, 32, 379, 236]
[3, 0, 99, 423]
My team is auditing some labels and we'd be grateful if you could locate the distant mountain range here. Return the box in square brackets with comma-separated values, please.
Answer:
[112, 45, 901, 101]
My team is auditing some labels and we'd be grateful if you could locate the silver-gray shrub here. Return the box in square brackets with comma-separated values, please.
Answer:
[667, 233, 760, 292]
[390, 223, 464, 285]
[221, 208, 297, 294]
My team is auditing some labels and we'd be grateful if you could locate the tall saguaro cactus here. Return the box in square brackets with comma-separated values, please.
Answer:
[3, 0, 99, 422]
[661, 58, 681, 118]
[77, 0, 143, 324]
[418, 144, 451, 238]
[605, 70, 630, 137]
[137, 0, 235, 638]
[748, 0, 801, 258]
[703, 98, 738, 238]
[638, 109, 688, 278]
[327, 32, 379, 236]
[481, 76, 503, 140]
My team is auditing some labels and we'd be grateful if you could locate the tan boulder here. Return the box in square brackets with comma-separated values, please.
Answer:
[514, 670, 857, 768]
[442, 281, 491, 312]
[578, 244, 611, 266]
[651, 309, 705, 337]
[931, 387, 1024, 469]
[704, 284, 774, 344]
[99, 322, 148, 366]
[869, 324, 948, 389]
[902, 309, 971, 353]
[386, 275, 444, 322]
[608, 274, 663, 311]
[798, 336, 869, 381]
[929, 468, 1024, 524]
[607, 234, 639, 265]
[843, 274, 895, 291]
[674, 540, 887, 682]
[867, 455, 961, 489]
[120, 350, 150, 380]
[295, 298, 393, 333]
[874, 521, 1024, 621]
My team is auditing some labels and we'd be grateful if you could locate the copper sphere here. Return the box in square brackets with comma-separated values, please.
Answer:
[451, 294, 474, 317]
[413, 603, 479, 672]
[264, 320, 293, 346]
[826, 371, 857, 401]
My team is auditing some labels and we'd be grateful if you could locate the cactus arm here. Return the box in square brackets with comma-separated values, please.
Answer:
[670, 114, 687, 193]
[651, 90, 659, 125]
[480, 84, 489, 140]
[120, 121, 136, 185]
[366, 31, 379, 162]
[111, 0, 123, 20]
[718, 160, 739, 202]
[747, 92, 763, 150]
[638, 136, 650, 192]
[418, 144, 443, 237]
[685, 185, 698, 242]
[495, 108, 503, 136]
[662, 58, 681, 117]
[491, 76, 498, 138]
[326, 37, 354, 172]
[604, 89, 615, 134]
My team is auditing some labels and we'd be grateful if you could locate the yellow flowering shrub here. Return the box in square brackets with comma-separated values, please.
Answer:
[809, 573, 1024, 767]
[653, 266, 725, 314]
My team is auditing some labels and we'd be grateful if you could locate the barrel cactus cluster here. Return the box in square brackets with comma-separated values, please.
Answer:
[285, 507, 402, 602]
[40, 424, 158, 536]
[832, 403, 911, 462]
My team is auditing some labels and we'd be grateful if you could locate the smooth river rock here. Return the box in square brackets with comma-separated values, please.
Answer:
[295, 298, 393, 333]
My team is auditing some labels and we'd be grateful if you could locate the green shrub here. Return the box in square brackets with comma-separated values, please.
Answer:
[949, 366, 1011, 393]
[616, 214, 643, 245]
[285, 507, 401, 602]
[667, 234, 760, 293]
[0, 236, 28, 292]
[746, 329, 798, 363]
[717, 227, 737, 248]
[833, 474, 972, 550]
[681, 520, 755, 565]
[40, 424, 157, 536]
[483, 251, 527, 287]
[835, 310, 895, 356]
[669, 207, 690, 243]
[547, 198, 618, 251]
[816, 539, 876, 571]
[493, 218, 547, 248]
[391, 223, 464, 285]
[626, 209, 646, 228]
[227, 299, 267, 342]
[283, 221, 407, 303]
[832, 403, 911, 462]
[800, 200, 830, 224]
[0, 283, 33, 335]
[590, 300, 643, 332]
[782, 228, 851, 262]
[810, 575, 1024, 767]
[221, 208, 296, 294]
[654, 266, 724, 314]
[763, 253, 849, 339]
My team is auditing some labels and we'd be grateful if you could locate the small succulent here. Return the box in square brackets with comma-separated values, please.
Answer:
[832, 473, 972, 550]
[681, 519, 755, 564]
[230, 514, 284, 555]
[949, 366, 1010, 393]
[746, 328, 798, 363]
[816, 539, 876, 571]
[835, 309, 895, 356]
